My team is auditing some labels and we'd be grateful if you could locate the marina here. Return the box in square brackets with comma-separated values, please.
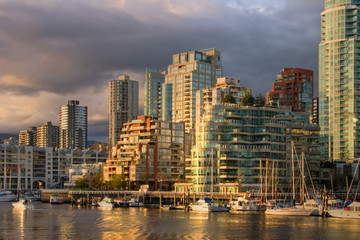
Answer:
[1, 201, 360, 239]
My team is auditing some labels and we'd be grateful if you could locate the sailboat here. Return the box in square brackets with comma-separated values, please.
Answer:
[265, 142, 312, 216]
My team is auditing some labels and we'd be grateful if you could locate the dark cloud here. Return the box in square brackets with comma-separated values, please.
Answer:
[0, 0, 323, 140]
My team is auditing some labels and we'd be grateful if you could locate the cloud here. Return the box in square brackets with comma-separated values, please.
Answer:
[0, 0, 323, 140]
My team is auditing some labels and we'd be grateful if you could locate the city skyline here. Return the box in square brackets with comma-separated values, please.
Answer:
[0, 0, 323, 141]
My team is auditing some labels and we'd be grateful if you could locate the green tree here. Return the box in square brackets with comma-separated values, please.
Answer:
[107, 174, 127, 190]
[255, 93, 266, 106]
[92, 171, 105, 190]
[240, 93, 255, 106]
[74, 176, 89, 189]
[222, 94, 236, 104]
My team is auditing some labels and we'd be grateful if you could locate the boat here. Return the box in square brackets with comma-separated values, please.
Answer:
[229, 192, 262, 211]
[114, 199, 129, 208]
[98, 197, 114, 209]
[12, 198, 35, 210]
[127, 198, 144, 207]
[327, 202, 360, 219]
[265, 144, 313, 216]
[0, 191, 18, 202]
[50, 194, 63, 204]
[21, 193, 40, 202]
[191, 197, 229, 212]
[304, 198, 323, 216]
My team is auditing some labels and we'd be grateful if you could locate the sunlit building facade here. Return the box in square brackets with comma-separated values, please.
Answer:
[105, 116, 185, 190]
[59, 100, 87, 150]
[319, 0, 360, 161]
[36, 122, 59, 148]
[163, 48, 222, 131]
[108, 75, 139, 148]
[266, 68, 313, 113]
[144, 68, 165, 118]
[19, 127, 37, 146]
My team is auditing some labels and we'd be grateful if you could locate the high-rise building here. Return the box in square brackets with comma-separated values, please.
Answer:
[108, 75, 139, 148]
[163, 48, 222, 131]
[37, 122, 59, 148]
[19, 127, 37, 146]
[196, 77, 252, 123]
[319, 0, 360, 161]
[311, 97, 319, 125]
[144, 68, 165, 118]
[266, 68, 313, 113]
[59, 100, 87, 150]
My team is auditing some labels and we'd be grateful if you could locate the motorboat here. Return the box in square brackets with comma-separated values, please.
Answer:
[229, 192, 261, 211]
[0, 191, 18, 202]
[50, 194, 63, 204]
[21, 193, 40, 202]
[114, 199, 129, 208]
[127, 198, 144, 207]
[327, 202, 360, 219]
[12, 198, 35, 210]
[191, 197, 229, 212]
[98, 197, 114, 209]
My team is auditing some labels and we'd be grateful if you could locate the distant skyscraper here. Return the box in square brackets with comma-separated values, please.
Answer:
[59, 100, 87, 150]
[19, 127, 37, 146]
[319, 0, 360, 161]
[108, 75, 139, 147]
[266, 68, 313, 113]
[311, 98, 319, 125]
[163, 48, 222, 131]
[37, 122, 59, 148]
[144, 68, 165, 118]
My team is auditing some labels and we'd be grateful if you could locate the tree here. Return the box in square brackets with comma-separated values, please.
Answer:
[107, 174, 127, 190]
[74, 176, 89, 189]
[92, 171, 105, 190]
[255, 93, 266, 107]
[222, 94, 236, 104]
[240, 93, 255, 106]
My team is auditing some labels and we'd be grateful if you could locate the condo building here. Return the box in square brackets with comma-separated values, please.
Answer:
[319, 0, 360, 161]
[163, 48, 222, 131]
[36, 122, 59, 148]
[144, 68, 165, 118]
[108, 75, 139, 148]
[104, 116, 185, 190]
[266, 68, 313, 113]
[59, 100, 88, 150]
[19, 127, 37, 146]
[311, 97, 319, 125]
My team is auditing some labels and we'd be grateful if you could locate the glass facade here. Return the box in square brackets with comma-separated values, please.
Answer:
[144, 68, 165, 118]
[163, 48, 222, 132]
[319, 0, 360, 161]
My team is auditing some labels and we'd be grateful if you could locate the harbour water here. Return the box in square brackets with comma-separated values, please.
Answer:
[1, 202, 359, 239]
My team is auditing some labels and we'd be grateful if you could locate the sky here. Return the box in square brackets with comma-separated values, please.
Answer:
[0, 0, 324, 141]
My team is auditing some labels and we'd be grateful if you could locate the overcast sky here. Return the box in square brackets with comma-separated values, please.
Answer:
[0, 0, 323, 141]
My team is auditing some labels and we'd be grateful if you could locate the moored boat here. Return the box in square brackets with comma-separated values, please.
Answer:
[191, 197, 229, 212]
[21, 193, 40, 202]
[127, 198, 144, 207]
[229, 192, 261, 211]
[0, 191, 18, 202]
[12, 198, 35, 210]
[98, 197, 114, 209]
[327, 202, 360, 219]
[265, 205, 313, 216]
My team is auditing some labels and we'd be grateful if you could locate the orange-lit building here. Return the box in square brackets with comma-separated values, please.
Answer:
[104, 116, 185, 190]
[266, 68, 313, 113]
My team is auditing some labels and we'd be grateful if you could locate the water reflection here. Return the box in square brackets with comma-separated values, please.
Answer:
[1, 203, 360, 239]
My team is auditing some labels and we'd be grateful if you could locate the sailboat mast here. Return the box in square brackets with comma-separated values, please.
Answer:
[260, 160, 262, 197]
[291, 141, 295, 201]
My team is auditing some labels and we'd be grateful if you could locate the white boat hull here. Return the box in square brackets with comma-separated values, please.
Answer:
[327, 209, 360, 219]
[265, 207, 312, 216]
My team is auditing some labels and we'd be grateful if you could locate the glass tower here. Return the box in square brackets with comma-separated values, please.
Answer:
[319, 0, 360, 161]
[144, 68, 165, 118]
[163, 48, 222, 132]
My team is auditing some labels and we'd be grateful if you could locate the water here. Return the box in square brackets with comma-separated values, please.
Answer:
[1, 202, 359, 240]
